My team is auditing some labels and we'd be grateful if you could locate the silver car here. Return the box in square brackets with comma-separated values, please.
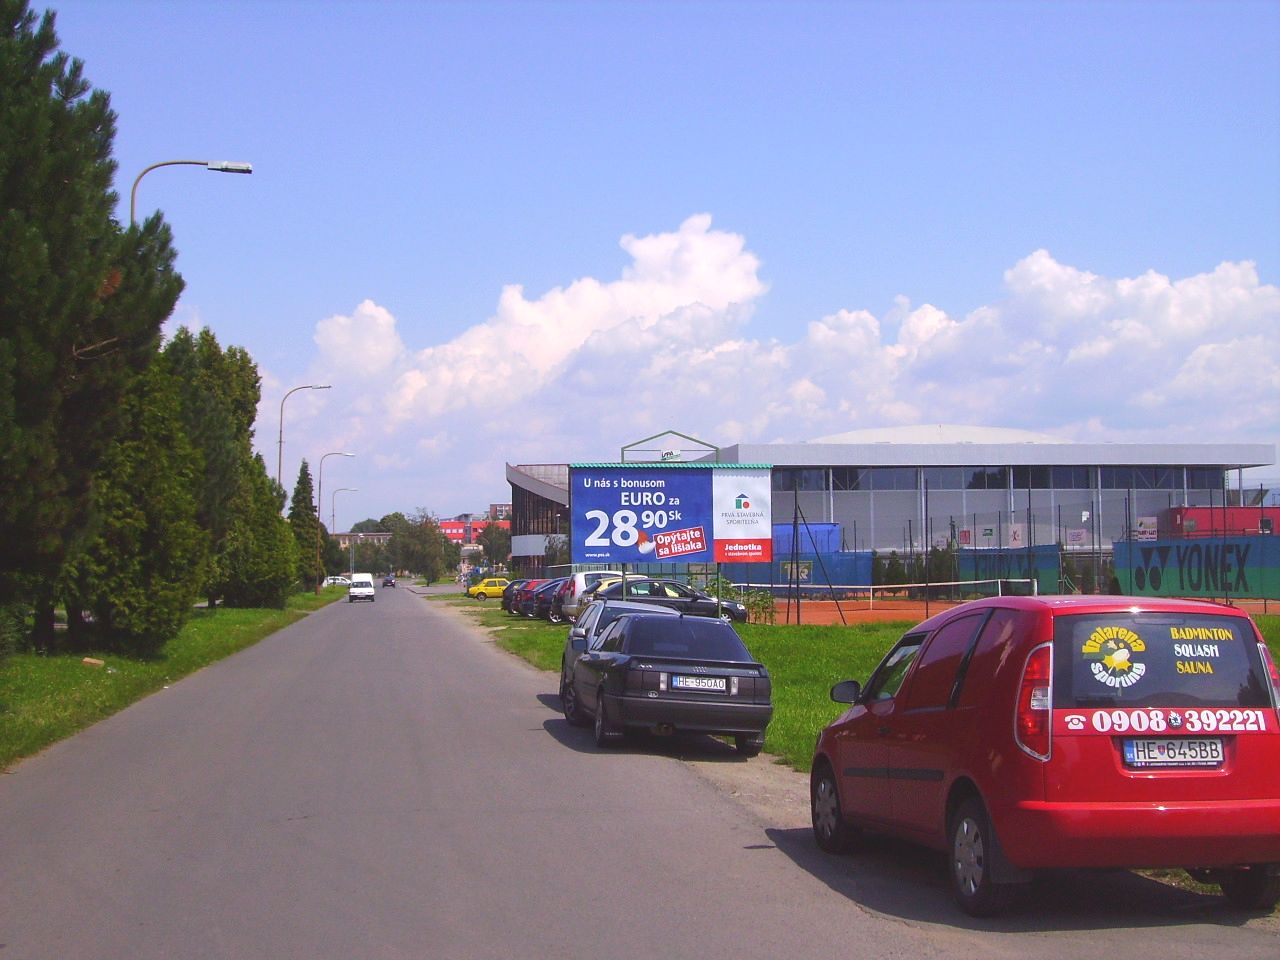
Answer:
[558, 570, 622, 622]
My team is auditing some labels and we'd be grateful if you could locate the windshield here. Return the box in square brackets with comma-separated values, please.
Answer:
[625, 617, 753, 662]
[1052, 612, 1270, 709]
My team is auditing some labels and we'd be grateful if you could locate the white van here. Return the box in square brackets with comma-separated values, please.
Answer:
[348, 573, 376, 603]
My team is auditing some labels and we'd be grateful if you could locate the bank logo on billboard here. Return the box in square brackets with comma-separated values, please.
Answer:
[735, 493, 751, 509]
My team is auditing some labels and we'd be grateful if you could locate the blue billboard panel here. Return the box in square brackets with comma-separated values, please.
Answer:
[572, 468, 714, 564]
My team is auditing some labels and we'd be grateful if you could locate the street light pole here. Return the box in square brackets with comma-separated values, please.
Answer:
[332, 488, 358, 575]
[315, 452, 354, 592]
[276, 384, 331, 489]
[332, 487, 357, 538]
[130, 159, 253, 225]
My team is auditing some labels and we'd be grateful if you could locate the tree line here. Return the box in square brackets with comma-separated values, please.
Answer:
[0, 2, 454, 660]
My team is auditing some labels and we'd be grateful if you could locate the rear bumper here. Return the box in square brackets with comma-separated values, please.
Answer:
[998, 798, 1280, 869]
[608, 693, 772, 737]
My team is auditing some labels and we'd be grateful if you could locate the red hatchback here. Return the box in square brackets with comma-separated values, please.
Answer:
[810, 595, 1280, 915]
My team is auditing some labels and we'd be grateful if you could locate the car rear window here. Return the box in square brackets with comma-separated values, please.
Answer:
[1052, 612, 1271, 709]
[625, 618, 753, 662]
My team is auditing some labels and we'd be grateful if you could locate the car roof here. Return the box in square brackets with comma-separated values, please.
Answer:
[589, 598, 681, 615]
[909, 593, 1256, 634]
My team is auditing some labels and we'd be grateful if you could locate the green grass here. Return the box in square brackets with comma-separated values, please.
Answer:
[445, 596, 1280, 775]
[440, 593, 911, 770]
[0, 589, 342, 770]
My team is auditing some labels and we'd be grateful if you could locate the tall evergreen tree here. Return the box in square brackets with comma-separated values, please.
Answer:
[162, 327, 262, 605]
[218, 455, 298, 608]
[288, 460, 319, 587]
[59, 360, 206, 655]
[0, 2, 184, 643]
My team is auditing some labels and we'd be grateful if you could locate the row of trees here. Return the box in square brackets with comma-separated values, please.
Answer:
[0, 4, 456, 658]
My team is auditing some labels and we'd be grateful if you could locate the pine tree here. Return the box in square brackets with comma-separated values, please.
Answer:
[0, 2, 184, 644]
[162, 327, 262, 605]
[219, 455, 299, 608]
[288, 460, 320, 587]
[59, 361, 206, 655]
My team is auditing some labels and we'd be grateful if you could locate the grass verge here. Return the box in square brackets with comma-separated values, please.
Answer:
[0, 589, 341, 770]
[435, 593, 912, 771]
[441, 596, 1280, 775]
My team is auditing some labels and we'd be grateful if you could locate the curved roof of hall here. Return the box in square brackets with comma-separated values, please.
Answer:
[717, 425, 1273, 470]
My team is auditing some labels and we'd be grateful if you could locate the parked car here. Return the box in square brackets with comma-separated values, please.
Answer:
[511, 578, 549, 617]
[468, 577, 510, 600]
[559, 570, 622, 622]
[575, 573, 650, 608]
[559, 600, 681, 708]
[562, 612, 772, 756]
[347, 573, 376, 602]
[531, 578, 569, 621]
[593, 578, 748, 622]
[382, 575, 396, 588]
[500, 579, 528, 613]
[810, 594, 1280, 916]
[324, 575, 351, 586]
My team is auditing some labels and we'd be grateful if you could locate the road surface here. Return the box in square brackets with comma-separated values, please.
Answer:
[2, 586, 1275, 958]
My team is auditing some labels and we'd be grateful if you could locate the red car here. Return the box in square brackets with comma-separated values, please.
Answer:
[810, 594, 1280, 916]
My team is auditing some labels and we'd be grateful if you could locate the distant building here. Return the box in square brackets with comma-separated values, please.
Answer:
[334, 531, 393, 550]
[439, 514, 511, 545]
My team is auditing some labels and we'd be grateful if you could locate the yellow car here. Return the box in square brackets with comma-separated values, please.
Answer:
[468, 577, 510, 600]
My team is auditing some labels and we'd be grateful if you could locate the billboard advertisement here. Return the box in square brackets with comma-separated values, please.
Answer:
[570, 466, 772, 564]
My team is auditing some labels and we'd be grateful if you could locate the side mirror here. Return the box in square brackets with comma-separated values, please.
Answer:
[570, 634, 586, 651]
[830, 679, 862, 704]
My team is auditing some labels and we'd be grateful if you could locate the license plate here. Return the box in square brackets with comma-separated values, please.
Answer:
[1123, 738, 1224, 768]
[671, 675, 727, 692]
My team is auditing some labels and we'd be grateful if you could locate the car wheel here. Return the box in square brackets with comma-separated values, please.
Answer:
[549, 610, 563, 624]
[949, 797, 1016, 917]
[593, 689, 622, 747]
[347, 597, 353, 603]
[562, 678, 589, 727]
[1217, 866, 1280, 911]
[810, 761, 857, 853]
[734, 734, 764, 757]
[476, 592, 487, 600]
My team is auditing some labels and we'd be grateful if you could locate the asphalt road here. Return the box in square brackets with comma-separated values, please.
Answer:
[2, 586, 1275, 959]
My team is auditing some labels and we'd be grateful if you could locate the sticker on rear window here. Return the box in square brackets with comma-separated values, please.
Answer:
[1081, 626, 1147, 689]
[1170, 626, 1229, 676]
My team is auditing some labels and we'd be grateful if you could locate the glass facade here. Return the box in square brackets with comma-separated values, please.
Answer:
[770, 464, 1226, 553]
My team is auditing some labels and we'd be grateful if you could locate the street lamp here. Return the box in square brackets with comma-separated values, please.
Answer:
[332, 487, 358, 575]
[332, 487, 357, 536]
[130, 159, 253, 225]
[315, 452, 354, 592]
[276, 384, 331, 488]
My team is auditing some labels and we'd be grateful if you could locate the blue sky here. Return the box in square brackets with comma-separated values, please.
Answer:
[47, 0, 1280, 524]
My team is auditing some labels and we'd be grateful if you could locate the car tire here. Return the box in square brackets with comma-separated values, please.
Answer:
[347, 597, 353, 603]
[475, 593, 487, 600]
[593, 689, 622, 747]
[734, 734, 764, 757]
[949, 797, 1016, 917]
[810, 760, 857, 853]
[1217, 866, 1280, 911]
[549, 610, 563, 624]
[562, 678, 589, 727]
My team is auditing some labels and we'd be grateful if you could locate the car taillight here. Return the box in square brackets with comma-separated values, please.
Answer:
[1015, 643, 1052, 761]
[1259, 643, 1280, 722]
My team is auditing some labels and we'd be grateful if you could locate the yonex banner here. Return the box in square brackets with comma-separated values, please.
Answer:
[570, 464, 772, 564]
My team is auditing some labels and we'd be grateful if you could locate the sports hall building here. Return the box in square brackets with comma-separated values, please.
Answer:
[506, 426, 1277, 597]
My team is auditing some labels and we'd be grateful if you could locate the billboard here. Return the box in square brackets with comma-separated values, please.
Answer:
[570, 466, 772, 565]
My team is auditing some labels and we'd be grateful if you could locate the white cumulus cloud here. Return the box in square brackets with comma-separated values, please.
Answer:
[267, 218, 1279, 516]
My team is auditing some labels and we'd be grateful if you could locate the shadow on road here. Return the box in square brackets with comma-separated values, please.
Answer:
[765, 825, 1266, 932]
[535, 692, 756, 761]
